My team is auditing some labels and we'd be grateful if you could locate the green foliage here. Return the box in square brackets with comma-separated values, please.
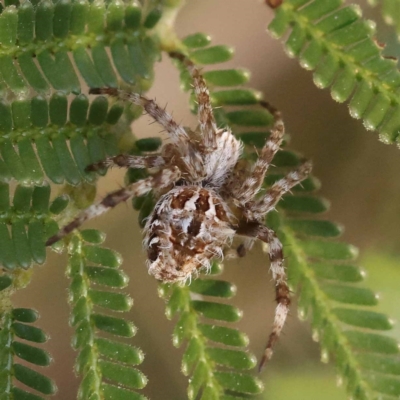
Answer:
[0, 0, 160, 398]
[68, 231, 146, 400]
[0, 183, 51, 268]
[0, 0, 398, 399]
[0, 0, 160, 95]
[159, 267, 263, 399]
[0, 306, 57, 399]
[269, 0, 400, 147]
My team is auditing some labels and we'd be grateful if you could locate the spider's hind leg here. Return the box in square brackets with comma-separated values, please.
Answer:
[236, 222, 290, 371]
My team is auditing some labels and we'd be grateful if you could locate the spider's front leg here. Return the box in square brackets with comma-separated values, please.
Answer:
[89, 88, 205, 182]
[86, 154, 165, 172]
[89, 88, 190, 144]
[228, 101, 285, 203]
[45, 166, 180, 246]
[169, 51, 219, 151]
[247, 160, 312, 220]
[236, 222, 289, 371]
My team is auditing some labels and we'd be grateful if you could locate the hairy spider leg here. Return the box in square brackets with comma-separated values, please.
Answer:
[169, 51, 219, 151]
[256, 225, 289, 371]
[231, 102, 285, 204]
[86, 155, 165, 172]
[89, 88, 205, 181]
[235, 222, 290, 371]
[248, 160, 312, 219]
[90, 88, 189, 143]
[45, 167, 180, 246]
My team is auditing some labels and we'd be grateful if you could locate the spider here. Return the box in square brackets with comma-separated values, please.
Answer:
[46, 51, 312, 370]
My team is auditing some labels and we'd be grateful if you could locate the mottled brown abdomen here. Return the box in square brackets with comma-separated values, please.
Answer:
[143, 186, 235, 283]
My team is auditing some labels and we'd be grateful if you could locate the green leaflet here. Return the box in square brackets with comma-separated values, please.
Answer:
[183, 32, 211, 48]
[268, 0, 400, 147]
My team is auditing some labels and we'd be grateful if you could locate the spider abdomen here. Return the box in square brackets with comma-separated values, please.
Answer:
[144, 186, 235, 283]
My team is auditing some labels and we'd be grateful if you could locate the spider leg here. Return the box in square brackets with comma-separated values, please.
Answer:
[45, 166, 180, 246]
[89, 88, 205, 181]
[230, 102, 284, 203]
[247, 160, 312, 219]
[86, 155, 165, 172]
[90, 88, 190, 145]
[169, 51, 218, 151]
[236, 222, 289, 371]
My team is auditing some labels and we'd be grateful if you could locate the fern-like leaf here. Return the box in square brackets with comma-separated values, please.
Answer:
[159, 266, 264, 400]
[0, 0, 160, 95]
[0, 304, 57, 399]
[67, 230, 147, 400]
[0, 182, 59, 269]
[268, 0, 400, 147]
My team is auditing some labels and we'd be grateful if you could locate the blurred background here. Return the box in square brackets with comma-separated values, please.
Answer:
[14, 1, 400, 398]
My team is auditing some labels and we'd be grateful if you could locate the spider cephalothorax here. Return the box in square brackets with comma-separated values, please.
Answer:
[46, 51, 311, 369]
